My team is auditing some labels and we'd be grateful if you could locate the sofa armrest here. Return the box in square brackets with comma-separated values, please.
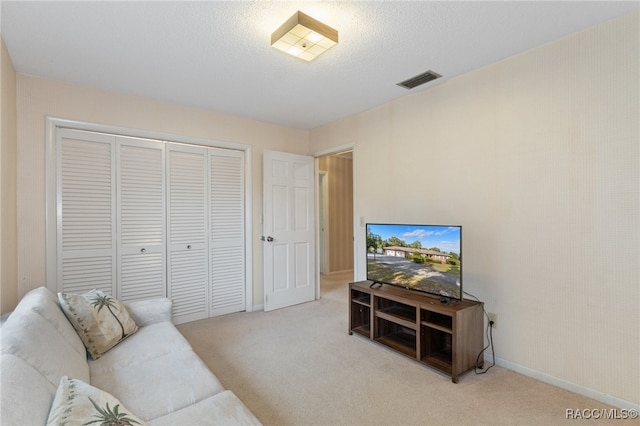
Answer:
[124, 298, 172, 327]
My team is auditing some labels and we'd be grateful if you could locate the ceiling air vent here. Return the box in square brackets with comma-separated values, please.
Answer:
[397, 70, 441, 89]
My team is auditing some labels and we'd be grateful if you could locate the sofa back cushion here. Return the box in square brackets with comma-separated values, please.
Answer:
[1, 287, 90, 388]
[0, 353, 58, 426]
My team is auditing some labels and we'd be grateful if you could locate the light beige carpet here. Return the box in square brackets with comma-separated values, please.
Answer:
[178, 273, 617, 425]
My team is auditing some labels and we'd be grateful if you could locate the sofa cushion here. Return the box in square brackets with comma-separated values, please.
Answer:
[90, 348, 225, 421]
[19, 287, 88, 356]
[59, 289, 138, 359]
[46, 376, 147, 426]
[123, 298, 172, 327]
[1, 289, 91, 387]
[89, 321, 195, 374]
[0, 353, 58, 426]
[148, 390, 261, 425]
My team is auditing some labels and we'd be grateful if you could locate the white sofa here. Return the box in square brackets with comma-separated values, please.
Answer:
[0, 287, 261, 425]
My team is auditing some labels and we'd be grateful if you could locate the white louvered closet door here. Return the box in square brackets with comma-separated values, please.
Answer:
[116, 137, 166, 302]
[209, 149, 245, 316]
[55, 126, 247, 322]
[57, 129, 117, 295]
[167, 144, 210, 324]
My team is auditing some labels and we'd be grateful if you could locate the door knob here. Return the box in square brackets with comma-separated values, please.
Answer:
[266, 236, 274, 242]
[140, 248, 146, 253]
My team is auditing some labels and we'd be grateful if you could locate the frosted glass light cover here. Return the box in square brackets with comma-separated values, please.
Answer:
[271, 11, 338, 62]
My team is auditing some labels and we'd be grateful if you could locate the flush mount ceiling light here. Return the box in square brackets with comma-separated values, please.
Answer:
[271, 11, 338, 62]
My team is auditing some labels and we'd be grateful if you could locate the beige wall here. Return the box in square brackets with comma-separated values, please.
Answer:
[311, 13, 639, 407]
[6, 9, 639, 408]
[15, 75, 309, 308]
[1, 36, 18, 314]
[318, 155, 353, 273]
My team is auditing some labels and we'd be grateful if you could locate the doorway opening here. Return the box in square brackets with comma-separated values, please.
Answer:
[317, 150, 354, 296]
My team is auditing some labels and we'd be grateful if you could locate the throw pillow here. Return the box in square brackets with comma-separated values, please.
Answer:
[58, 289, 138, 359]
[46, 376, 147, 426]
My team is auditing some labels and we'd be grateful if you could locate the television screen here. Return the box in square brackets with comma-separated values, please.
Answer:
[366, 223, 462, 300]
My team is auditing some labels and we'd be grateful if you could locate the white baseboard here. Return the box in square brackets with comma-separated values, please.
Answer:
[489, 355, 639, 411]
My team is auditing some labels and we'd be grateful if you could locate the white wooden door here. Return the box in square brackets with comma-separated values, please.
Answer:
[167, 144, 209, 324]
[116, 137, 166, 302]
[57, 129, 117, 295]
[209, 149, 246, 316]
[263, 150, 316, 311]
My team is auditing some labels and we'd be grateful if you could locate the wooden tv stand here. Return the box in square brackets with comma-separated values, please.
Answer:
[349, 280, 484, 383]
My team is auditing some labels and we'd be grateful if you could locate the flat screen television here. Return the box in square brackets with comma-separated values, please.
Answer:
[366, 223, 462, 301]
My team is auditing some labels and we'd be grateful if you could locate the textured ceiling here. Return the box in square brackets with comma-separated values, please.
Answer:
[2, 1, 638, 129]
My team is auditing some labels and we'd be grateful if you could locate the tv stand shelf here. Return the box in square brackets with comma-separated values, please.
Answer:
[349, 280, 484, 383]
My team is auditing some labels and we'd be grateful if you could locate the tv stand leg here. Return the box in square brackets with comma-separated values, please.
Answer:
[452, 376, 459, 384]
[348, 330, 353, 335]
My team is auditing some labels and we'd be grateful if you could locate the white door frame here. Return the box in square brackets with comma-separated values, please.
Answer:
[45, 117, 255, 312]
[318, 171, 328, 275]
[313, 143, 356, 295]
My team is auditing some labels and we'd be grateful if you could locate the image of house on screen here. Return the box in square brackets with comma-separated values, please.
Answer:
[382, 246, 451, 263]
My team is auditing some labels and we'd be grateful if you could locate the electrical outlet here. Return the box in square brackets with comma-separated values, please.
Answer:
[488, 312, 498, 328]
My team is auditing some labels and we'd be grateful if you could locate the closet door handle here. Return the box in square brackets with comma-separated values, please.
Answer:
[187, 245, 192, 249]
[140, 248, 146, 253]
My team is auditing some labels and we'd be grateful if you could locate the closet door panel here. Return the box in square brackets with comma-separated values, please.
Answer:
[57, 129, 116, 295]
[117, 138, 166, 302]
[209, 150, 246, 316]
[55, 127, 248, 321]
[167, 145, 209, 324]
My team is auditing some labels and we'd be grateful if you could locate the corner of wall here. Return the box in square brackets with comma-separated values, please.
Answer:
[0, 35, 19, 314]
